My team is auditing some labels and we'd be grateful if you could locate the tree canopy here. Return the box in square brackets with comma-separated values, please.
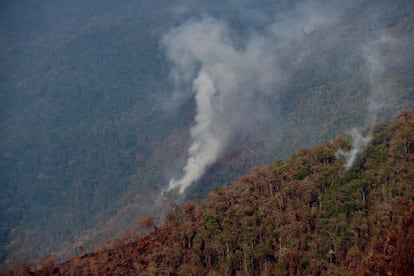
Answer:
[13, 112, 414, 275]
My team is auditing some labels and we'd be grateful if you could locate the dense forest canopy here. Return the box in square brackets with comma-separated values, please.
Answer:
[1, 0, 414, 268]
[21, 112, 414, 275]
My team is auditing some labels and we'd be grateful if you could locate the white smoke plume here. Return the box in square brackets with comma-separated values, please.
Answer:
[336, 34, 398, 169]
[336, 128, 372, 169]
[163, 18, 279, 193]
[168, 70, 223, 193]
[162, 1, 346, 193]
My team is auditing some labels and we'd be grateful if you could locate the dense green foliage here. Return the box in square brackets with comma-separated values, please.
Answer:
[22, 112, 414, 275]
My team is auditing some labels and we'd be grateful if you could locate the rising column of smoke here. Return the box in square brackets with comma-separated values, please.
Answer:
[168, 70, 222, 193]
[335, 128, 372, 169]
[337, 34, 397, 169]
[163, 2, 346, 194]
[162, 18, 279, 194]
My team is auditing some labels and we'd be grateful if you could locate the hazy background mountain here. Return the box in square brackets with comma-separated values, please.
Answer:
[1, 0, 413, 267]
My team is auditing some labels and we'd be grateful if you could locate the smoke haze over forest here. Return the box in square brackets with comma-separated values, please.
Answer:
[1, 0, 414, 268]
[163, 0, 406, 193]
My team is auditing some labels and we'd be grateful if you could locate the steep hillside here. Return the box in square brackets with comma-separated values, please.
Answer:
[19, 112, 414, 275]
[1, 0, 414, 266]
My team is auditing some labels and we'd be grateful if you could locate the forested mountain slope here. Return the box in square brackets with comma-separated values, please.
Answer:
[1, 0, 414, 267]
[24, 112, 414, 275]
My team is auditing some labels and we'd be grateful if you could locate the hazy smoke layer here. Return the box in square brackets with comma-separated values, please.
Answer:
[363, 34, 397, 123]
[163, 2, 345, 193]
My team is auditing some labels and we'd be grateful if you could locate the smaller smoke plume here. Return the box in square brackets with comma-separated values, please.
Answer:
[336, 33, 398, 169]
[336, 128, 372, 169]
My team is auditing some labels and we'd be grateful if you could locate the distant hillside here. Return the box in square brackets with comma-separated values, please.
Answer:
[20, 112, 414, 275]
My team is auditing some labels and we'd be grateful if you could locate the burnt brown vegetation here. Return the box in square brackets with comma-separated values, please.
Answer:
[9, 112, 414, 275]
